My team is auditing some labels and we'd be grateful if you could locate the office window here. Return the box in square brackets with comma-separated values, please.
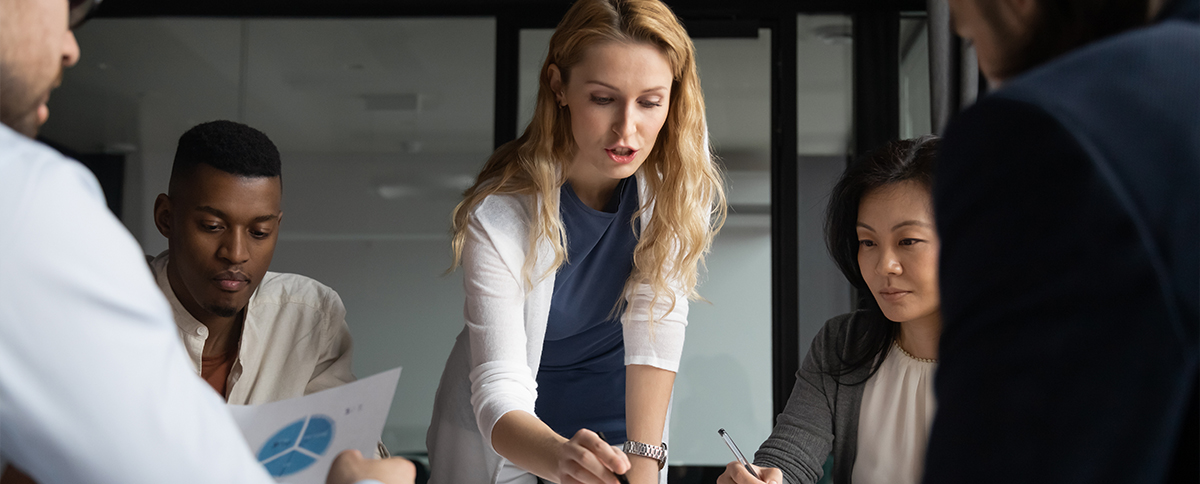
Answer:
[900, 13, 933, 138]
[796, 14, 855, 363]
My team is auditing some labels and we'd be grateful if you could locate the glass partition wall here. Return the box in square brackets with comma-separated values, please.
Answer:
[795, 13, 855, 373]
[900, 12, 933, 138]
[673, 30, 775, 466]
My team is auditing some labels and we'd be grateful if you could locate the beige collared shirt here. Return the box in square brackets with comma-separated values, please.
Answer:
[150, 251, 355, 405]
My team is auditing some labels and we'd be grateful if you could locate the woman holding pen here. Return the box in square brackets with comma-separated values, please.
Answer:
[426, 1, 725, 483]
[719, 136, 942, 484]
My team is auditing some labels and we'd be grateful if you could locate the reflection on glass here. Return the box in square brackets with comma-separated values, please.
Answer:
[900, 14, 933, 138]
[795, 14, 854, 361]
[518, 29, 554, 134]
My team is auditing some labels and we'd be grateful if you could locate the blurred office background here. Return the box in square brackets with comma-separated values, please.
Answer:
[40, 1, 939, 481]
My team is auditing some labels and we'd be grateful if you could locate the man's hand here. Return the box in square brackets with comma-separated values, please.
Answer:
[716, 461, 781, 484]
[325, 449, 416, 484]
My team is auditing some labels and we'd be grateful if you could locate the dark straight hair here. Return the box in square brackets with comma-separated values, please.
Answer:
[982, 0, 1153, 79]
[822, 135, 939, 385]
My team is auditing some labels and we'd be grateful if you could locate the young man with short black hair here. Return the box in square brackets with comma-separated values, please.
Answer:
[151, 120, 355, 404]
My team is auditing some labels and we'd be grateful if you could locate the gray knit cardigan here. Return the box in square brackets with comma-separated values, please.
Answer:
[753, 311, 880, 484]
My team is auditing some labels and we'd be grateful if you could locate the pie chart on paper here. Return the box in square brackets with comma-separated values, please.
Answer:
[256, 414, 336, 477]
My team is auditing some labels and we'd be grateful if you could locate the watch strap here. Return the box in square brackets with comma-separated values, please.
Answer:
[622, 440, 668, 470]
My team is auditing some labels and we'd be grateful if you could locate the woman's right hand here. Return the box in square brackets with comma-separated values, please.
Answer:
[716, 461, 782, 484]
[555, 429, 631, 484]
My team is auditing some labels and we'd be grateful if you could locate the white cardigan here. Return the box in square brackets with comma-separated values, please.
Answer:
[426, 178, 688, 484]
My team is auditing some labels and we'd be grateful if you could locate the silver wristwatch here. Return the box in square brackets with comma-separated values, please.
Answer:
[622, 440, 668, 469]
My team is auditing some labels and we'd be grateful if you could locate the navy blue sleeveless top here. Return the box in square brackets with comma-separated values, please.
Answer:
[535, 176, 640, 445]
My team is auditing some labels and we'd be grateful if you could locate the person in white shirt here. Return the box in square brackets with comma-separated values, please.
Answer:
[149, 120, 355, 405]
[0, 0, 412, 482]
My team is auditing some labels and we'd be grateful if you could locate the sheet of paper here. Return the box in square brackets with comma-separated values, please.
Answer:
[227, 367, 402, 484]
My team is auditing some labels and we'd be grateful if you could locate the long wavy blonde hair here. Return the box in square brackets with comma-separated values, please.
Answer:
[450, 0, 726, 323]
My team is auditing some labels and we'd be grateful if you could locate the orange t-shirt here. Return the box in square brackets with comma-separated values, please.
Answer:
[201, 353, 234, 400]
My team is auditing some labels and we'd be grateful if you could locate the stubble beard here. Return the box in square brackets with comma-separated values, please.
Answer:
[203, 303, 241, 319]
[0, 64, 59, 138]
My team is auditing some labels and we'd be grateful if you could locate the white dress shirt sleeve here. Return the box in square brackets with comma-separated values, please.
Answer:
[0, 139, 275, 484]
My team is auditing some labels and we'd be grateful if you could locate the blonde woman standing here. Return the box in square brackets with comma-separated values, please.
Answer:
[426, 1, 724, 483]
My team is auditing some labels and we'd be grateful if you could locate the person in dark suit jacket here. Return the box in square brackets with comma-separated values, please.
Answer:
[924, 1, 1199, 483]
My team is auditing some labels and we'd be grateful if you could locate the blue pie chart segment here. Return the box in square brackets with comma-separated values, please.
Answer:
[257, 418, 305, 462]
[299, 416, 334, 454]
[257, 415, 337, 477]
[263, 450, 317, 477]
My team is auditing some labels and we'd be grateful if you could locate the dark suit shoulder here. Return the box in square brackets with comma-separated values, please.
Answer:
[994, 20, 1200, 183]
[975, 22, 1200, 329]
[937, 95, 1090, 220]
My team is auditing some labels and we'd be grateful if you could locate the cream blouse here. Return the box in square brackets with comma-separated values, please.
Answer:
[851, 342, 937, 484]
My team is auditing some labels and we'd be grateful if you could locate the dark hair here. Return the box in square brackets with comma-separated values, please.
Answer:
[822, 135, 939, 384]
[169, 120, 281, 194]
[982, 0, 1153, 79]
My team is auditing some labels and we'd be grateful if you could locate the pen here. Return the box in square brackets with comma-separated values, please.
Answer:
[597, 432, 630, 484]
[718, 428, 760, 480]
